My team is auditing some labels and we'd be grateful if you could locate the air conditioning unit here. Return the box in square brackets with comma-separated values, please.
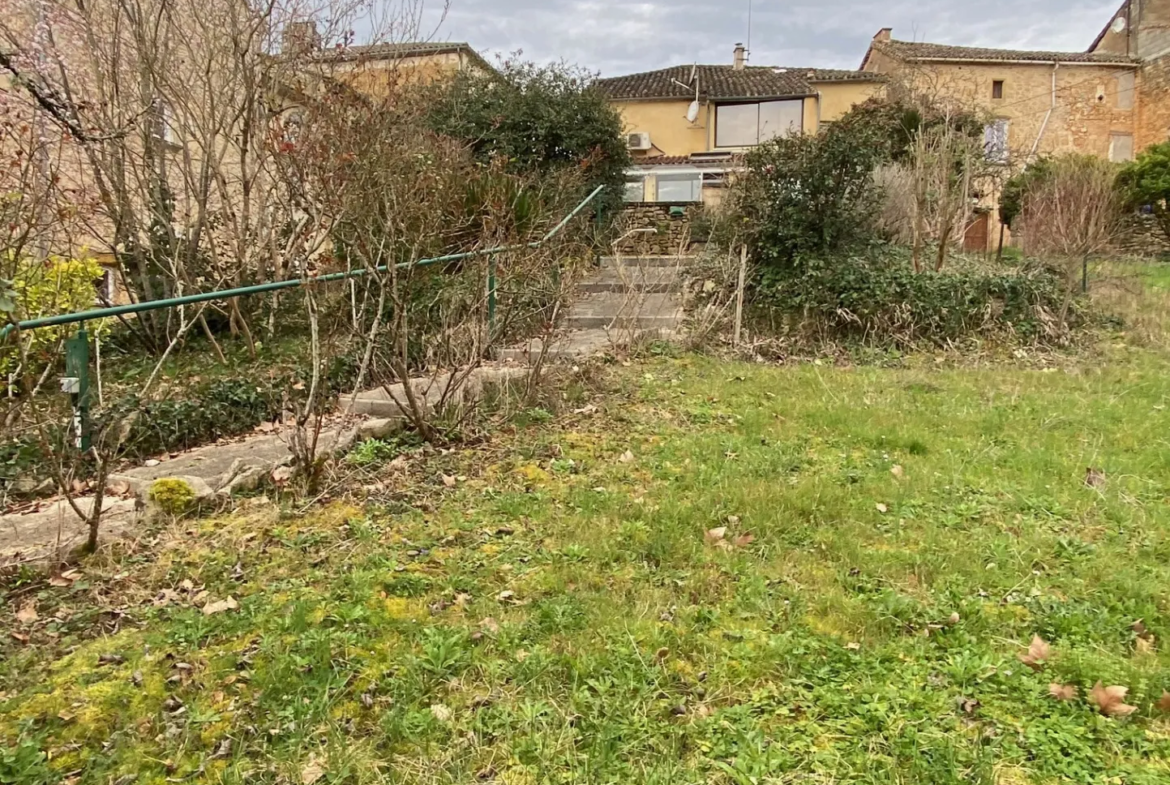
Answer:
[627, 132, 652, 151]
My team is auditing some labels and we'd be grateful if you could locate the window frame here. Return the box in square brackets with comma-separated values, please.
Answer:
[623, 175, 646, 203]
[653, 171, 703, 203]
[714, 99, 803, 149]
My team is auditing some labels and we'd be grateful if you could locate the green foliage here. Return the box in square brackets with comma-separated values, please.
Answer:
[346, 433, 423, 467]
[733, 113, 893, 268]
[756, 249, 1078, 346]
[148, 478, 197, 515]
[0, 345, 362, 498]
[1000, 157, 1054, 228]
[425, 58, 631, 213]
[1117, 140, 1170, 242]
[1, 254, 108, 379]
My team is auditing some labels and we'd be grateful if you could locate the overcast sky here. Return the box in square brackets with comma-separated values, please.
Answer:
[416, 0, 1122, 76]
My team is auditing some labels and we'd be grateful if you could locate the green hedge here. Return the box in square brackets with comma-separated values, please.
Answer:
[756, 254, 1079, 346]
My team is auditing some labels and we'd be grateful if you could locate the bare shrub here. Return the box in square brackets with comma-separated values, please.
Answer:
[1016, 155, 1124, 305]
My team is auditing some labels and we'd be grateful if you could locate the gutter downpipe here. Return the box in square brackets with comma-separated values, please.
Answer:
[1029, 62, 1059, 161]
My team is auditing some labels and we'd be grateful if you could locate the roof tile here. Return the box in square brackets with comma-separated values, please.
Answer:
[596, 64, 879, 101]
[873, 39, 1136, 65]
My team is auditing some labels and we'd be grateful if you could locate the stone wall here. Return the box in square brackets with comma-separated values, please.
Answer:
[1117, 212, 1170, 258]
[1138, 53, 1170, 149]
[613, 203, 703, 256]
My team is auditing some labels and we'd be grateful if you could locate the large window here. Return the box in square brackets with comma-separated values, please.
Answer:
[655, 172, 702, 202]
[715, 100, 802, 148]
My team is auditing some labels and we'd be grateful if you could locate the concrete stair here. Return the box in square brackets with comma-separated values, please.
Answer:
[500, 256, 689, 363]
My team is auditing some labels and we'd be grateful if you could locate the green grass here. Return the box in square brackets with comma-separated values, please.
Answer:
[4, 353, 1170, 784]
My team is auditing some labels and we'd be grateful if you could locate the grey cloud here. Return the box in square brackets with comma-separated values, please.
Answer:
[419, 0, 1122, 75]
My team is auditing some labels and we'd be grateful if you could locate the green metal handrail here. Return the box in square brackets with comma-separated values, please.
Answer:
[1, 184, 606, 338]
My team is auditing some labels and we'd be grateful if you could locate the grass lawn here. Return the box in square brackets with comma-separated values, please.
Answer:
[4, 349, 1170, 784]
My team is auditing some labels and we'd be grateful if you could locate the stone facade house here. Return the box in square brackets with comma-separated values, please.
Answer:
[596, 45, 884, 209]
[860, 1, 1170, 250]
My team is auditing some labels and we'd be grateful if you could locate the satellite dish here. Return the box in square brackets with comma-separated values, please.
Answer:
[1112, 16, 1127, 33]
[686, 100, 700, 124]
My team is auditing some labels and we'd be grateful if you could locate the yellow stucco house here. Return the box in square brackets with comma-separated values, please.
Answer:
[595, 44, 884, 208]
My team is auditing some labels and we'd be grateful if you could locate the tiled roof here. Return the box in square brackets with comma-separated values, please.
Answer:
[872, 39, 1136, 65]
[596, 64, 879, 101]
[311, 41, 494, 71]
[805, 68, 883, 82]
[629, 154, 744, 167]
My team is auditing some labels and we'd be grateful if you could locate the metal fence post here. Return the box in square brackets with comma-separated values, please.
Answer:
[63, 326, 91, 450]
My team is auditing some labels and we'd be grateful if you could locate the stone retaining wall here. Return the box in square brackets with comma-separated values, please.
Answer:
[614, 203, 702, 256]
[1116, 213, 1170, 259]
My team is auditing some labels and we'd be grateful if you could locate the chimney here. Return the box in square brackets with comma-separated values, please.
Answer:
[733, 42, 746, 70]
[874, 27, 892, 42]
[282, 21, 321, 55]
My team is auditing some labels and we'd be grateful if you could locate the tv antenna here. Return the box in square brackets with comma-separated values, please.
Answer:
[746, 0, 753, 59]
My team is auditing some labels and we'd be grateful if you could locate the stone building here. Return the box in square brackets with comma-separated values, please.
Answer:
[860, 0, 1170, 250]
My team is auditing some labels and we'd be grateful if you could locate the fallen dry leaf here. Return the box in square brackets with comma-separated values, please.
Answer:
[875, 503, 888, 514]
[255, 421, 277, 434]
[1048, 683, 1078, 701]
[890, 464, 904, 479]
[1132, 619, 1149, 638]
[15, 601, 38, 625]
[441, 474, 457, 488]
[1085, 467, 1107, 490]
[106, 480, 132, 497]
[1135, 637, 1156, 656]
[202, 597, 239, 616]
[1089, 681, 1137, 717]
[1156, 691, 1170, 712]
[300, 757, 325, 785]
[1019, 635, 1051, 671]
[618, 450, 635, 464]
[496, 590, 515, 603]
[430, 703, 452, 722]
[732, 533, 756, 548]
[704, 527, 727, 544]
[48, 575, 72, 588]
[572, 404, 598, 416]
[10, 632, 29, 644]
[844, 641, 861, 651]
[479, 617, 500, 635]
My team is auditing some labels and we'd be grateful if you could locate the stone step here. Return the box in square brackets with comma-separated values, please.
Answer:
[578, 265, 682, 294]
[499, 329, 614, 363]
[599, 255, 695, 268]
[564, 292, 684, 330]
[340, 367, 529, 418]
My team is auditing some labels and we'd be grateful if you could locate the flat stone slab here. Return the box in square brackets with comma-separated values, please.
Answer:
[2, 365, 524, 563]
[0, 497, 141, 565]
[341, 366, 529, 419]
